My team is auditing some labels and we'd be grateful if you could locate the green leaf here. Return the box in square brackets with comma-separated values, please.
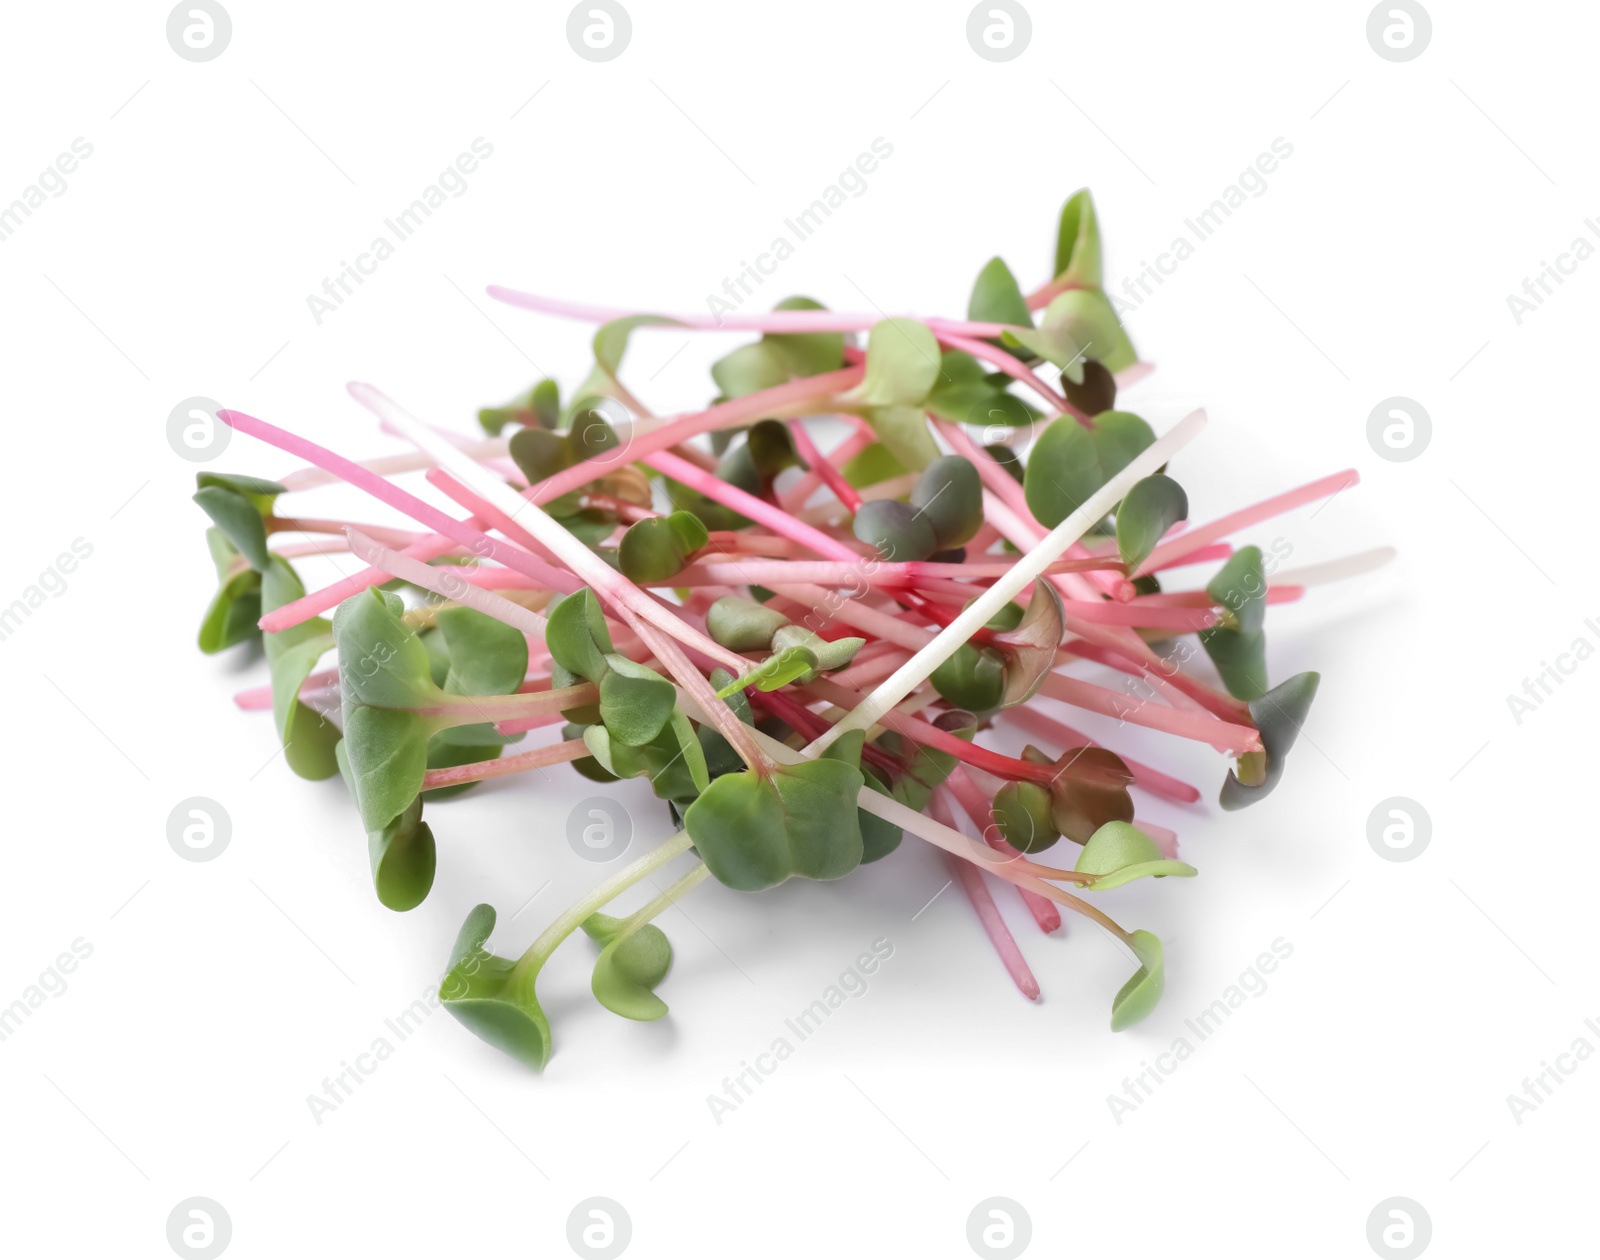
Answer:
[910, 456, 983, 549]
[545, 589, 614, 683]
[706, 595, 791, 652]
[1110, 930, 1165, 1031]
[436, 604, 529, 697]
[1053, 189, 1104, 286]
[366, 792, 436, 911]
[843, 318, 942, 408]
[1199, 546, 1270, 700]
[714, 645, 819, 696]
[617, 511, 707, 584]
[930, 642, 1006, 712]
[261, 559, 338, 780]
[712, 341, 791, 399]
[594, 314, 679, 379]
[852, 499, 939, 562]
[861, 405, 940, 473]
[583, 717, 706, 803]
[332, 588, 444, 711]
[198, 529, 262, 654]
[193, 485, 271, 572]
[1074, 821, 1196, 890]
[341, 704, 434, 832]
[1206, 545, 1267, 637]
[195, 471, 286, 509]
[1220, 672, 1320, 811]
[819, 730, 901, 862]
[968, 256, 1033, 327]
[770, 625, 863, 673]
[684, 760, 865, 890]
[582, 913, 674, 1021]
[1023, 410, 1156, 529]
[710, 298, 843, 400]
[992, 781, 1060, 854]
[1043, 287, 1136, 372]
[598, 654, 677, 746]
[439, 904, 551, 1069]
[1117, 474, 1188, 570]
[840, 442, 908, 491]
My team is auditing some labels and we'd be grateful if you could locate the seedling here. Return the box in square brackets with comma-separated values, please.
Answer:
[193, 192, 1386, 1065]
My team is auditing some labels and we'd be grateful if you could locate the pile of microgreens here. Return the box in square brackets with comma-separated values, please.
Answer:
[195, 191, 1388, 1068]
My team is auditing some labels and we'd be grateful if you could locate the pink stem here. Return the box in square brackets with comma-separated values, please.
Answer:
[421, 738, 589, 789]
[1136, 470, 1360, 576]
[788, 418, 862, 511]
[647, 448, 862, 562]
[485, 285, 1017, 338]
[944, 766, 1062, 934]
[931, 791, 1041, 1001]
[1000, 704, 1199, 804]
[782, 425, 875, 510]
[936, 332, 1080, 421]
[1036, 672, 1261, 755]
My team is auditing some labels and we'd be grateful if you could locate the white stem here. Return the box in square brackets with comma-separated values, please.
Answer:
[798, 409, 1209, 757]
[346, 529, 548, 634]
[1273, 546, 1397, 588]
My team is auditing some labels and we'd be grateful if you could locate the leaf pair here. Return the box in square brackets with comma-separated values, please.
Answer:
[547, 590, 678, 747]
[1198, 546, 1270, 700]
[929, 581, 1063, 713]
[683, 757, 865, 891]
[711, 296, 845, 399]
[840, 319, 944, 471]
[479, 377, 561, 435]
[926, 348, 1036, 433]
[617, 510, 709, 584]
[582, 912, 675, 1021]
[194, 472, 287, 654]
[1073, 821, 1196, 890]
[1023, 411, 1157, 530]
[1219, 672, 1320, 810]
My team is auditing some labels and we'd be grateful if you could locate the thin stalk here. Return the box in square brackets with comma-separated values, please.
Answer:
[930, 791, 1040, 1001]
[421, 738, 589, 789]
[798, 410, 1209, 757]
[512, 830, 697, 982]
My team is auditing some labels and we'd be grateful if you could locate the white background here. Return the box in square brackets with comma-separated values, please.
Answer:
[1, 2, 1594, 1257]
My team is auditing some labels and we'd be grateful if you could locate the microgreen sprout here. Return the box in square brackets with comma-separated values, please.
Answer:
[192, 192, 1387, 1064]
